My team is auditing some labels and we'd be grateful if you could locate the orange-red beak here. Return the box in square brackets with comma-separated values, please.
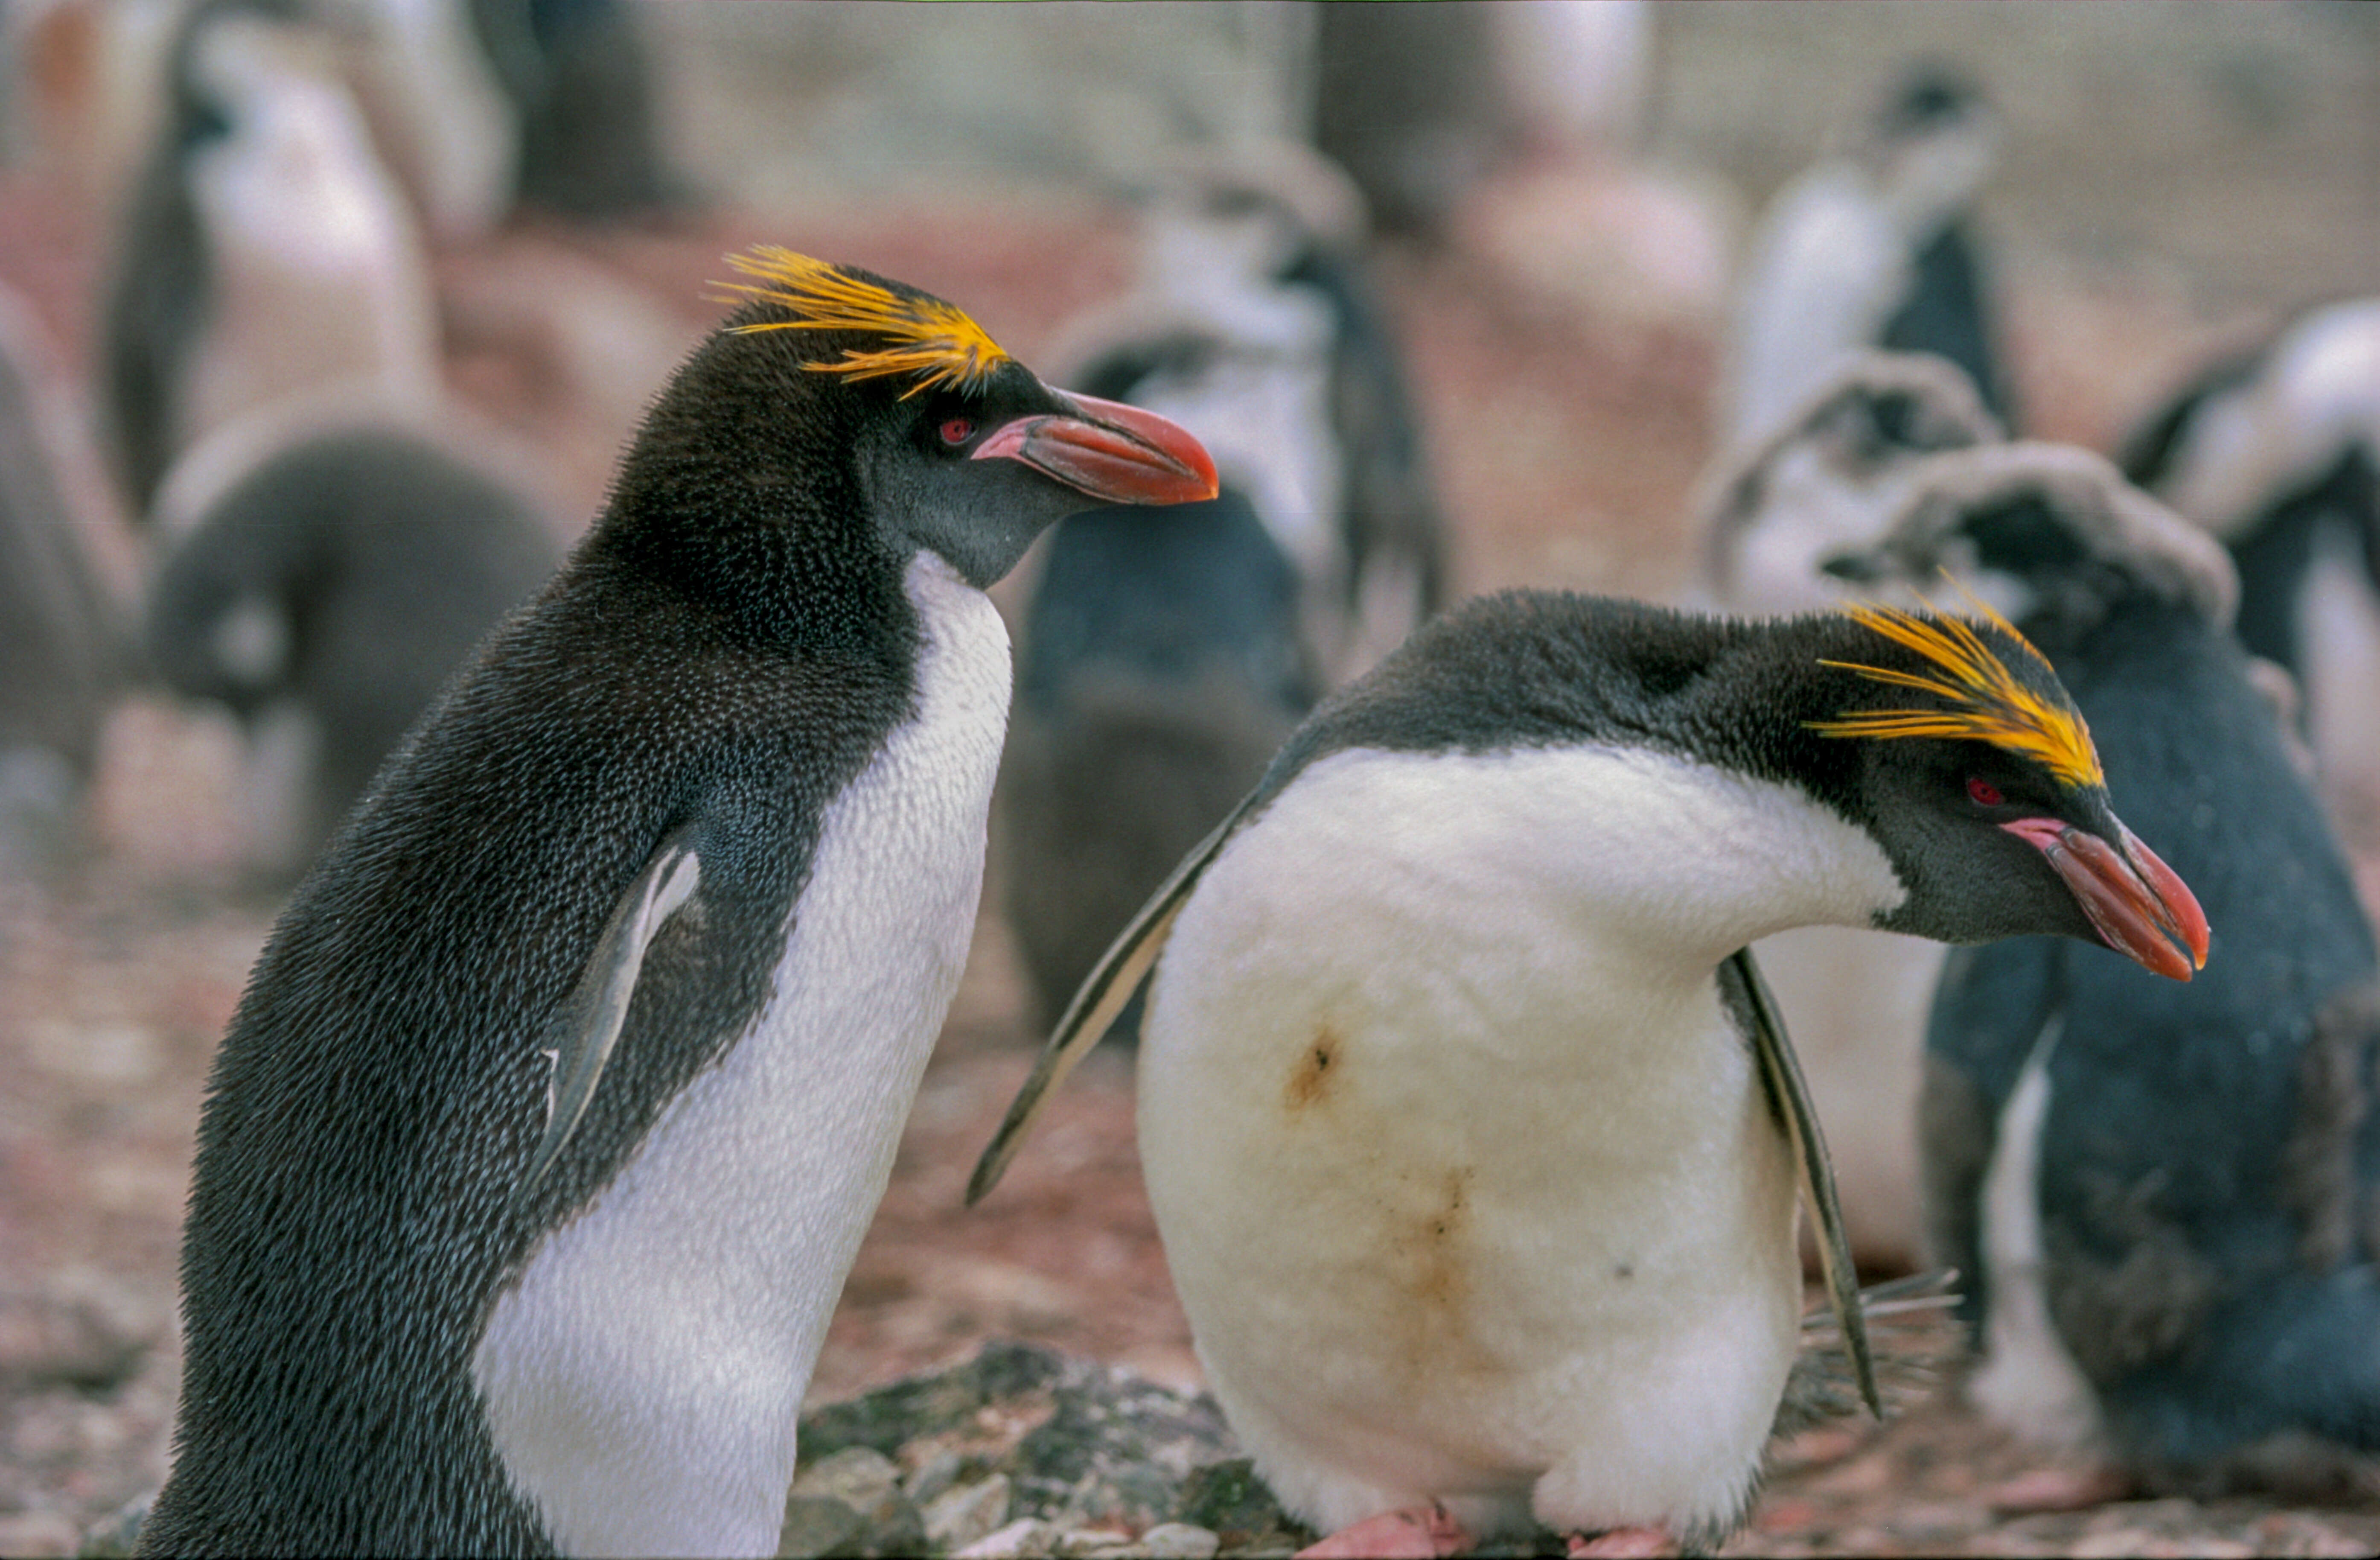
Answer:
[2001, 816, 2211, 981]
[971, 391, 1218, 507]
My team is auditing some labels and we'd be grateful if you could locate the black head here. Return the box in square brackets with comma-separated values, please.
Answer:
[1804, 601, 2209, 978]
[1819, 443, 2240, 650]
[598, 250, 1215, 616]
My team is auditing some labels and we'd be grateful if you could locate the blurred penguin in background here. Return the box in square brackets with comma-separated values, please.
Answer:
[467, 0, 685, 223]
[143, 405, 560, 880]
[1001, 143, 1441, 1037]
[1726, 64, 2014, 449]
[1311, 0, 1650, 244]
[1049, 142, 1445, 685]
[1693, 351, 2005, 1269]
[1833, 444, 2380, 1503]
[2120, 298, 2380, 831]
[334, 0, 519, 242]
[0, 290, 124, 875]
[97, 0, 442, 519]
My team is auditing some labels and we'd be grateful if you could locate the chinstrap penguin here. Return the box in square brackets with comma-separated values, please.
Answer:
[139, 250, 1215, 1557]
[1831, 443, 2380, 1499]
[973, 588, 2205, 1554]
[96, 0, 441, 517]
[141, 411, 565, 880]
[1725, 65, 2014, 449]
[2118, 298, 2380, 826]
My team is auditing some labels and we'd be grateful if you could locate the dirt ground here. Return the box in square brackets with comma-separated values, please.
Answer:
[2, 5, 2377, 1556]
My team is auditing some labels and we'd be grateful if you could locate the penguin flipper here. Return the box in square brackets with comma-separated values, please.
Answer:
[519, 827, 703, 1199]
[1719, 946, 1879, 1418]
[967, 792, 1260, 1205]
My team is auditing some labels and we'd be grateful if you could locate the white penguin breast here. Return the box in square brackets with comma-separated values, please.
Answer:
[473, 552, 1011, 1558]
[1138, 745, 1904, 1540]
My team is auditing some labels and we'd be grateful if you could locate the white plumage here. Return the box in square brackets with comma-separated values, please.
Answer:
[1137, 743, 1905, 1541]
[473, 554, 1013, 1557]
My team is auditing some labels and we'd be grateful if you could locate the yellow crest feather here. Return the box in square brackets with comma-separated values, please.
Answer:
[1810, 595, 2104, 789]
[708, 247, 1012, 398]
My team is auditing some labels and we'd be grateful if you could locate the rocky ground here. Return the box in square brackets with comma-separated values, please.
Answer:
[3, 6, 2377, 1557]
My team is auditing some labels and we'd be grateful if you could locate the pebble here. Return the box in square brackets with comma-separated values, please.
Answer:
[906, 1448, 966, 1508]
[1136, 1521, 1223, 1559]
[924, 1474, 1013, 1552]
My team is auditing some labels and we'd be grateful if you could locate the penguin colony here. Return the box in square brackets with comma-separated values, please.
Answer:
[1832, 445, 2380, 1496]
[974, 585, 2207, 1553]
[139, 252, 1215, 1556]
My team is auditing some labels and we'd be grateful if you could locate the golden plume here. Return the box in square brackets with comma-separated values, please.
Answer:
[1809, 592, 2104, 789]
[708, 247, 1012, 398]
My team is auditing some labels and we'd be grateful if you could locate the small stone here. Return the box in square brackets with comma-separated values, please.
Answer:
[924, 1474, 1012, 1552]
[953, 1517, 1059, 1559]
[777, 1495, 865, 1560]
[1135, 1522, 1221, 1559]
[1055, 1528, 1139, 1557]
[905, 1447, 965, 1508]
[793, 1446, 905, 1523]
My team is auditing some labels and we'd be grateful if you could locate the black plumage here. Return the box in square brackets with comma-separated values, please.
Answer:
[140, 257, 1212, 1554]
[143, 423, 562, 877]
[1846, 451, 2380, 1491]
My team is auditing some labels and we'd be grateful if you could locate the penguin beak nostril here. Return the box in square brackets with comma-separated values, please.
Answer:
[2000, 816, 2209, 980]
[971, 391, 1218, 507]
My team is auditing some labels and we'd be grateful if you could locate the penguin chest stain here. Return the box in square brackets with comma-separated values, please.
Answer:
[1284, 1022, 1343, 1112]
[472, 553, 1014, 1557]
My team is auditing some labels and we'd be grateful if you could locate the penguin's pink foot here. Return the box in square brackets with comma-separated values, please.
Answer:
[1294, 1503, 1472, 1559]
[1983, 1462, 2131, 1513]
[1566, 1526, 1677, 1558]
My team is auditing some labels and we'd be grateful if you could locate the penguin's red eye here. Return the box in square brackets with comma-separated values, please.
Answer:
[939, 417, 975, 446]
[1967, 777, 2004, 807]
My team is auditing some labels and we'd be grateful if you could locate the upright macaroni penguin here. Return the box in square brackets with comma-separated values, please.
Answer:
[139, 251, 1215, 1557]
[973, 591, 2205, 1555]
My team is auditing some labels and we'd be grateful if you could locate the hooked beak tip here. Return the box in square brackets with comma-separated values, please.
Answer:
[2004, 816, 2209, 982]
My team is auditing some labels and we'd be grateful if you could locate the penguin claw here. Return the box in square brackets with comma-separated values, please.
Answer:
[1295, 1503, 1473, 1559]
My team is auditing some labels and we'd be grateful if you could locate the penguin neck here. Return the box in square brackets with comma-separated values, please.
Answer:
[1282, 741, 1905, 984]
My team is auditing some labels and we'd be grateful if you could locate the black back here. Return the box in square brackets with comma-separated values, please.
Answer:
[1881, 221, 2015, 432]
[1924, 583, 2380, 1478]
[99, 0, 302, 514]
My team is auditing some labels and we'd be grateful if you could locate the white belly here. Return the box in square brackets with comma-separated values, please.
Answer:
[1137, 746, 1896, 1539]
[473, 554, 1011, 1557]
